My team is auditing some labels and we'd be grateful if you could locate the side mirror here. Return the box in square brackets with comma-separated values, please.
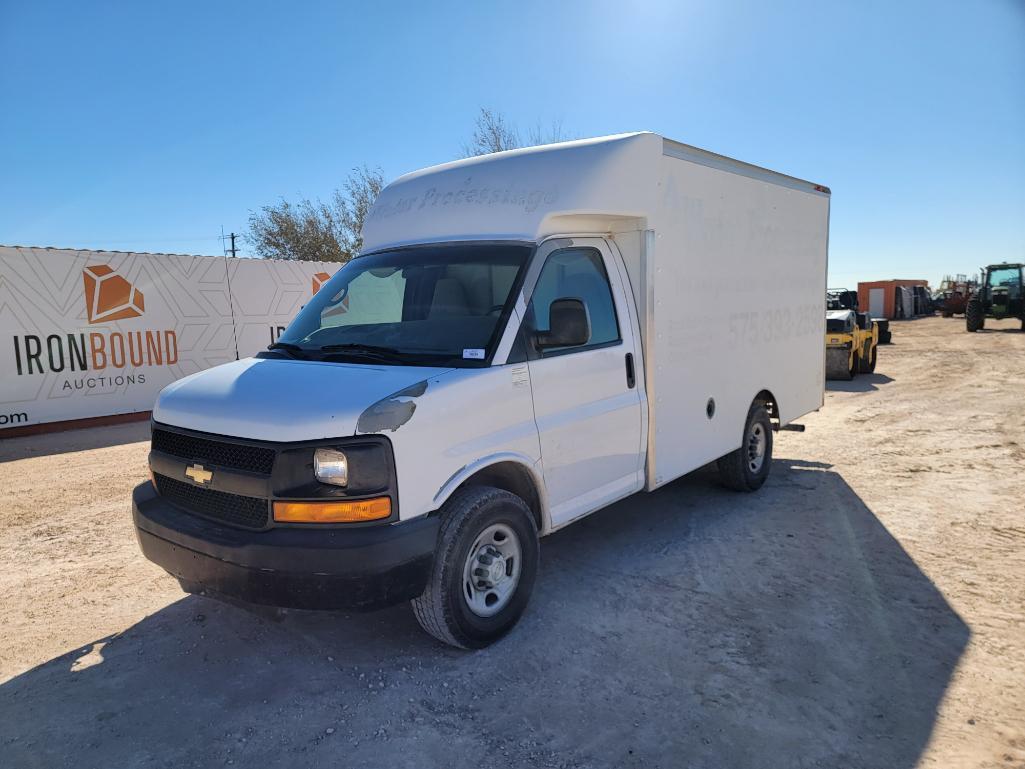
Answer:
[535, 298, 590, 349]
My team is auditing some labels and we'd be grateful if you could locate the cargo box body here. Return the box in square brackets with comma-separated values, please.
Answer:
[362, 132, 830, 490]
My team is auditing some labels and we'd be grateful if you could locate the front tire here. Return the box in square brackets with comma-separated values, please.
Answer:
[717, 402, 773, 492]
[412, 486, 539, 649]
[826, 348, 854, 380]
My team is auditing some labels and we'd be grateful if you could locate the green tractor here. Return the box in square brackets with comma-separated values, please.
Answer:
[966, 263, 1025, 332]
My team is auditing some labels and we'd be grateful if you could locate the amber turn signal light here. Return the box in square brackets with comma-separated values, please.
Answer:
[272, 497, 391, 523]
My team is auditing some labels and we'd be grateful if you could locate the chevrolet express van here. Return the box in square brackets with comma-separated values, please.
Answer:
[133, 133, 829, 648]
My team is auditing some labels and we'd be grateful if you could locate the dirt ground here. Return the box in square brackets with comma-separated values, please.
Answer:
[1, 315, 1022, 769]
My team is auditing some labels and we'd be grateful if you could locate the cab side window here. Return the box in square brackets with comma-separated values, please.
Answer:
[526, 248, 621, 355]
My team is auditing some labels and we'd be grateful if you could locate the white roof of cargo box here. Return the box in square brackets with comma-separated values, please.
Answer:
[361, 132, 829, 253]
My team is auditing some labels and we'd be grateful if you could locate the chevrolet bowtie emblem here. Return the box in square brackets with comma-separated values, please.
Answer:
[185, 463, 213, 485]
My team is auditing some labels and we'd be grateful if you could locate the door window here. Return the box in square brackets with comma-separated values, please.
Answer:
[526, 248, 621, 355]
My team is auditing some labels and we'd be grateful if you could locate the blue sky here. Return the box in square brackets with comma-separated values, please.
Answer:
[1, 0, 1022, 288]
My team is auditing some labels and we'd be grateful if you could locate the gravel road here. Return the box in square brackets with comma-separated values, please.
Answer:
[1, 316, 1022, 769]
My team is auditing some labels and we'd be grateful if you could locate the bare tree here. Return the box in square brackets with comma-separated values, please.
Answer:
[248, 110, 571, 260]
[246, 165, 384, 262]
[462, 108, 520, 157]
[525, 118, 567, 147]
[462, 108, 571, 157]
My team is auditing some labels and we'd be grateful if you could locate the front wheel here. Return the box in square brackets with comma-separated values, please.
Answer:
[826, 348, 854, 380]
[412, 486, 539, 649]
[717, 402, 773, 492]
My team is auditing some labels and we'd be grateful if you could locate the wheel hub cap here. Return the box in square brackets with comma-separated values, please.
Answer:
[747, 423, 766, 473]
[475, 546, 508, 588]
[462, 523, 522, 618]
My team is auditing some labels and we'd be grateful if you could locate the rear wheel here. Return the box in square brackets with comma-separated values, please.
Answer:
[858, 344, 877, 373]
[717, 402, 773, 492]
[411, 486, 539, 649]
[966, 300, 984, 332]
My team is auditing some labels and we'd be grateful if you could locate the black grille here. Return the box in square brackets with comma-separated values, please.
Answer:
[155, 474, 269, 529]
[152, 429, 275, 475]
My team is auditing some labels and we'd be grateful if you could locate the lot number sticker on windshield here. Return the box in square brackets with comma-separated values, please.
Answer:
[463, 348, 485, 360]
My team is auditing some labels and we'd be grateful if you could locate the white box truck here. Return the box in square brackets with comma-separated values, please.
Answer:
[133, 132, 829, 648]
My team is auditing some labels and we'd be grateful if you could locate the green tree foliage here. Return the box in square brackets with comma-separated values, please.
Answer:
[246, 165, 384, 262]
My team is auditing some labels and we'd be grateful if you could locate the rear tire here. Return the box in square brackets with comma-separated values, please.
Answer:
[411, 486, 539, 649]
[966, 300, 984, 332]
[717, 402, 773, 492]
[858, 344, 877, 374]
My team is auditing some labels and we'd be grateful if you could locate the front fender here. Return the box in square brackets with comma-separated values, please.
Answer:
[432, 452, 551, 534]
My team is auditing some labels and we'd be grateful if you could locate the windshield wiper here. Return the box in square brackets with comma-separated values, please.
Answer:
[318, 343, 451, 364]
[318, 343, 404, 356]
[267, 341, 309, 359]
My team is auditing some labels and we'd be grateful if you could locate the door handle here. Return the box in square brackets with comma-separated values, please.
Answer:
[625, 353, 635, 389]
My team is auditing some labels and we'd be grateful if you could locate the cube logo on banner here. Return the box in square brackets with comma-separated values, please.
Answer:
[82, 265, 146, 323]
[312, 272, 332, 295]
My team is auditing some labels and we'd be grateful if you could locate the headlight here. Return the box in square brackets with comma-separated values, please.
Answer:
[314, 448, 348, 487]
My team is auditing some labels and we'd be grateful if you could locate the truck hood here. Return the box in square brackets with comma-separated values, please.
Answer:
[153, 357, 453, 442]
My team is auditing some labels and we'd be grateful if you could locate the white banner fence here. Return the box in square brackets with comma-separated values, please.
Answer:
[0, 246, 340, 431]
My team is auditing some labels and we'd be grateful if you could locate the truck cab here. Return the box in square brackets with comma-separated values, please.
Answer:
[133, 133, 830, 648]
[966, 262, 1025, 331]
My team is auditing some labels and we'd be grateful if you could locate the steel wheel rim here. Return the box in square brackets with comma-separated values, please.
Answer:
[461, 523, 522, 618]
[747, 422, 766, 473]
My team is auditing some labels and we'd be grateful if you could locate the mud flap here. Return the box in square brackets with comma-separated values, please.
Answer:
[826, 348, 853, 380]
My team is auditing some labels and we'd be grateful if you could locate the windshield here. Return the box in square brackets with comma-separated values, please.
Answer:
[988, 266, 1021, 298]
[275, 243, 531, 366]
[826, 317, 852, 333]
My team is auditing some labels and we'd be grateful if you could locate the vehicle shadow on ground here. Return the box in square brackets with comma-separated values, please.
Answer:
[0, 460, 968, 769]
[0, 420, 150, 463]
[826, 373, 895, 393]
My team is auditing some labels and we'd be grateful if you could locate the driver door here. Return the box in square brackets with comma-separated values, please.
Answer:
[520, 238, 644, 528]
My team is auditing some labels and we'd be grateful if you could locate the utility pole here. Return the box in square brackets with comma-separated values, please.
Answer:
[220, 228, 239, 257]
